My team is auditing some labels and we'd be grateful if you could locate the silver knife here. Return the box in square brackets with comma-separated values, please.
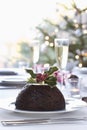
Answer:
[1, 117, 87, 126]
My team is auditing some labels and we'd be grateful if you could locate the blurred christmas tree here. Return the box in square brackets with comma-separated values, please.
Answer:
[36, 0, 87, 67]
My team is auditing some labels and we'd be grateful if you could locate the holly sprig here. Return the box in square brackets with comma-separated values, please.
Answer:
[25, 66, 58, 86]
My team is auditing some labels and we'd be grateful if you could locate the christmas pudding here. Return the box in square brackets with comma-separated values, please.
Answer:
[15, 67, 65, 111]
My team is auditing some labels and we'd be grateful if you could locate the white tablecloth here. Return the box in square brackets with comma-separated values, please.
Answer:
[0, 88, 87, 130]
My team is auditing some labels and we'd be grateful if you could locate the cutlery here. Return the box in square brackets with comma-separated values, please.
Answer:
[1, 117, 87, 126]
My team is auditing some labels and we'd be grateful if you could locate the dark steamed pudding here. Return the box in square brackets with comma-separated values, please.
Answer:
[15, 84, 65, 111]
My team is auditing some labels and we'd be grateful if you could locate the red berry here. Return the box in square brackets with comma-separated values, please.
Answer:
[36, 73, 48, 83]
[42, 73, 48, 80]
[36, 73, 43, 82]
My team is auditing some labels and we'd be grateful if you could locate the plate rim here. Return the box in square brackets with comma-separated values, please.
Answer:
[0, 98, 86, 114]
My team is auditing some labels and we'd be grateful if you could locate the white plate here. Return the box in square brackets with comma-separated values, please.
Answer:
[0, 98, 86, 114]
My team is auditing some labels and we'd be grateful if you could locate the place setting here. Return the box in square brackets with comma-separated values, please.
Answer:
[0, 77, 27, 88]
[0, 38, 87, 127]
[0, 68, 29, 89]
[0, 96, 87, 126]
[0, 69, 87, 126]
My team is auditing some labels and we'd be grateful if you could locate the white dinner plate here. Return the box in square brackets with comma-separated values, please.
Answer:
[0, 98, 86, 114]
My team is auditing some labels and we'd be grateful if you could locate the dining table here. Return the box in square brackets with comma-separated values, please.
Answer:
[0, 67, 87, 130]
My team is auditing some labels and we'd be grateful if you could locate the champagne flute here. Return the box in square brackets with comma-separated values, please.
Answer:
[32, 40, 40, 65]
[31, 40, 40, 72]
[54, 38, 69, 88]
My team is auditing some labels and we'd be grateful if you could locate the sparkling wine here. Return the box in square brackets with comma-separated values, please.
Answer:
[30, 40, 40, 64]
[55, 43, 69, 69]
[33, 45, 39, 64]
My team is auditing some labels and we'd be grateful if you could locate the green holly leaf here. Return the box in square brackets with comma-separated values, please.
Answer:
[44, 66, 58, 76]
[45, 76, 57, 86]
[27, 77, 36, 83]
[25, 69, 36, 78]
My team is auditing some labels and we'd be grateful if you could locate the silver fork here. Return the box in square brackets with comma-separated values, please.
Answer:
[1, 117, 87, 126]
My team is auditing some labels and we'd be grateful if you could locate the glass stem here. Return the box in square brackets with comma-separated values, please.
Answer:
[60, 69, 64, 90]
